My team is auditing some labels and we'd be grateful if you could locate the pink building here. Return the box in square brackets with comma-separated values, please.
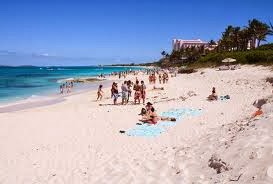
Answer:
[172, 39, 208, 51]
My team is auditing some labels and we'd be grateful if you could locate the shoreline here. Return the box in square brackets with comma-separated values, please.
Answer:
[0, 78, 114, 113]
[0, 66, 146, 107]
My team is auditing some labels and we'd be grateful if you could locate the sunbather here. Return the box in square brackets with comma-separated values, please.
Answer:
[153, 86, 164, 90]
[139, 107, 159, 124]
[207, 87, 218, 101]
[139, 103, 176, 124]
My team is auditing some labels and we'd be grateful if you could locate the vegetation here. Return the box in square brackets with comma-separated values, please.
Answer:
[153, 18, 273, 68]
[218, 19, 273, 51]
[188, 49, 273, 68]
[178, 68, 197, 74]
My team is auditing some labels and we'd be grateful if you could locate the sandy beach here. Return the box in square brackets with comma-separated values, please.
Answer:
[0, 65, 273, 184]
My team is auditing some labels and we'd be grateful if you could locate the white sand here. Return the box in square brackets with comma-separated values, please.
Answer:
[0, 65, 272, 183]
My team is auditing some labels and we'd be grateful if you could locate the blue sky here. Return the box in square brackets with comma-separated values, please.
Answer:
[0, 0, 273, 66]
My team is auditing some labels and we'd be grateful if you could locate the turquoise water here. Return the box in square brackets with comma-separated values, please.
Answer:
[0, 66, 142, 104]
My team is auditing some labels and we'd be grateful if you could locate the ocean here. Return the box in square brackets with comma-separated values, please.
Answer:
[0, 66, 143, 104]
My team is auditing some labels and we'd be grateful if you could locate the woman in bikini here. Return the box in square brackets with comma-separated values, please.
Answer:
[207, 87, 218, 101]
[111, 82, 119, 105]
[133, 80, 141, 104]
[140, 81, 146, 105]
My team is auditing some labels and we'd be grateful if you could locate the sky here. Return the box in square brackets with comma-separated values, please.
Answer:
[0, 0, 273, 66]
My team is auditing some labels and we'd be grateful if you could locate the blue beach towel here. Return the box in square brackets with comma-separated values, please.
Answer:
[126, 108, 202, 137]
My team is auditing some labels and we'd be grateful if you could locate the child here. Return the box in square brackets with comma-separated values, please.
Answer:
[97, 85, 103, 101]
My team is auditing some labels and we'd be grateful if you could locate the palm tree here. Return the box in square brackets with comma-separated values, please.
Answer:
[248, 19, 272, 48]
[208, 39, 216, 46]
[220, 25, 234, 51]
[232, 27, 241, 50]
[238, 28, 251, 51]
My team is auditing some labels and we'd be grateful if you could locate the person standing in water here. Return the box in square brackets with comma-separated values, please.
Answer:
[60, 84, 63, 94]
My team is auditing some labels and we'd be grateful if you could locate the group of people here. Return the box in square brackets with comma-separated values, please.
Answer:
[158, 72, 169, 84]
[95, 69, 179, 125]
[60, 81, 74, 94]
[148, 72, 169, 85]
[138, 102, 176, 124]
[109, 79, 147, 105]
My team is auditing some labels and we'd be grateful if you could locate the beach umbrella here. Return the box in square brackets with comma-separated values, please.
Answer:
[222, 58, 236, 63]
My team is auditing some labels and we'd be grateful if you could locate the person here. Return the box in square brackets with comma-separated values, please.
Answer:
[162, 73, 166, 84]
[149, 75, 152, 84]
[97, 84, 103, 101]
[139, 102, 153, 119]
[111, 82, 119, 105]
[121, 81, 128, 105]
[165, 73, 169, 83]
[139, 107, 158, 124]
[159, 74, 162, 84]
[70, 81, 74, 89]
[60, 84, 63, 94]
[133, 80, 141, 104]
[207, 87, 218, 101]
[153, 86, 164, 90]
[139, 104, 176, 124]
[152, 73, 156, 84]
[127, 80, 132, 103]
[140, 81, 146, 105]
[66, 82, 71, 93]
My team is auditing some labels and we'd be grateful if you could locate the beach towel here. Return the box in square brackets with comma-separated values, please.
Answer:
[126, 108, 202, 137]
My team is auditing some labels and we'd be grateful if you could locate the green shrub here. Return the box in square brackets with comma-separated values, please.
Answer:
[178, 68, 197, 74]
[245, 51, 267, 64]
[189, 49, 273, 68]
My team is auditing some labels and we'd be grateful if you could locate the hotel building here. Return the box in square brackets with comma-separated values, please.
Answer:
[172, 39, 208, 51]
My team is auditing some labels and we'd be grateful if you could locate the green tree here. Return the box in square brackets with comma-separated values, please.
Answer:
[220, 25, 234, 51]
[248, 19, 272, 48]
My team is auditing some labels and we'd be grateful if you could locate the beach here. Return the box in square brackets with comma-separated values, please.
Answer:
[0, 65, 273, 183]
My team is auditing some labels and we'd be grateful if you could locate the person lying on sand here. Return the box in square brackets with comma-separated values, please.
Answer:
[207, 87, 218, 101]
[153, 86, 164, 90]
